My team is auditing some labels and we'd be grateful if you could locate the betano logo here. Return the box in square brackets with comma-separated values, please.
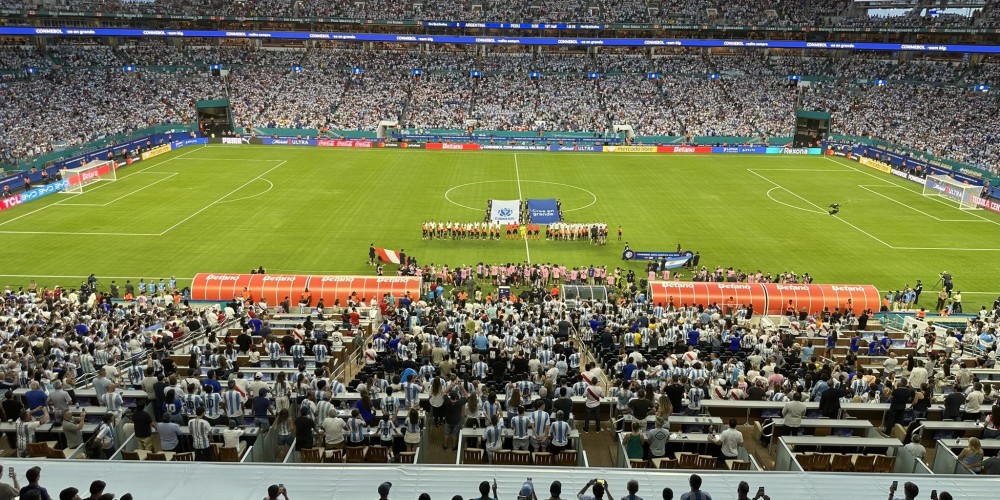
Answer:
[261, 276, 298, 282]
[204, 274, 240, 281]
[831, 286, 866, 292]
[775, 285, 810, 291]
[376, 278, 411, 283]
[319, 277, 356, 282]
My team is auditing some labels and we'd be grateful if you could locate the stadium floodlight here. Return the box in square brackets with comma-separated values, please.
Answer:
[647, 72, 659, 79]
[975, 84, 989, 92]
[351, 67, 363, 75]
[471, 70, 482, 78]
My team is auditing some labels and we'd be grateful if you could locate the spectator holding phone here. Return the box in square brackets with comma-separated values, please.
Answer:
[578, 479, 612, 500]
[264, 484, 289, 500]
[0, 466, 19, 500]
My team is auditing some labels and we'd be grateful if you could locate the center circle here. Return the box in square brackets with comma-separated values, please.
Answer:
[443, 180, 597, 212]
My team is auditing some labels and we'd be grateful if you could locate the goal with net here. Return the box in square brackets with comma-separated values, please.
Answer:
[921, 174, 981, 210]
[59, 160, 117, 194]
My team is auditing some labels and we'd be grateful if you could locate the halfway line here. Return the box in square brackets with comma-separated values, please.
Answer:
[514, 154, 530, 263]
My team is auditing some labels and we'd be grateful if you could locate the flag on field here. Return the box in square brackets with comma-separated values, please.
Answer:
[375, 247, 401, 264]
[490, 199, 521, 223]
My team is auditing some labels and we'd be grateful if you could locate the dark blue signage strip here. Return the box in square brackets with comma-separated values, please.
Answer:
[3, 27, 1000, 53]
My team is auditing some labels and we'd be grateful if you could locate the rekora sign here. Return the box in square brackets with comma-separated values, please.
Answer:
[262, 138, 317, 146]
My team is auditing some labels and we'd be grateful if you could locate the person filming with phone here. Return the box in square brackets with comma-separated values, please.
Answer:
[264, 484, 289, 500]
[736, 482, 769, 500]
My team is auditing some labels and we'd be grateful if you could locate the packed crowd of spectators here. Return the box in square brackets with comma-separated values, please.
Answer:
[0, 66, 222, 163]
[802, 81, 1000, 175]
[7, 0, 987, 29]
[5, 43, 1000, 173]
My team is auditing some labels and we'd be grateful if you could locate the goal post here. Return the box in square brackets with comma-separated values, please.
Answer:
[921, 174, 981, 210]
[59, 160, 117, 194]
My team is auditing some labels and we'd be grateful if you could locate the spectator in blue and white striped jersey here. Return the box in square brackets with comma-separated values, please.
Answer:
[482, 415, 503, 462]
[267, 338, 283, 368]
[314, 341, 329, 366]
[550, 411, 572, 453]
[222, 380, 244, 422]
[15, 408, 48, 457]
[290, 340, 306, 368]
[190, 407, 213, 461]
[202, 385, 224, 425]
[346, 408, 368, 446]
[529, 400, 551, 451]
[182, 383, 203, 418]
[510, 407, 531, 450]
[101, 383, 124, 413]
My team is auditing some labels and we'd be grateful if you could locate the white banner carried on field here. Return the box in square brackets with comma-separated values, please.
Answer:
[490, 199, 521, 223]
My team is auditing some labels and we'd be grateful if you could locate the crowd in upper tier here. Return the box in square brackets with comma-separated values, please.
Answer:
[0, 0, 990, 28]
[2, 42, 1000, 178]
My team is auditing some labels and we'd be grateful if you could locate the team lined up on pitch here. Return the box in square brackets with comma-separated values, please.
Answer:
[421, 221, 608, 244]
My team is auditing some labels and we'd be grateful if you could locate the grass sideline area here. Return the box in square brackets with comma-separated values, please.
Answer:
[1, 144, 999, 309]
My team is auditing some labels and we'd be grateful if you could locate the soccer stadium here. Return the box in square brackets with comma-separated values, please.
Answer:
[3, 1, 1000, 499]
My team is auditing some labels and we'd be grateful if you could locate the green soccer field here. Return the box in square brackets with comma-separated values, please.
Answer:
[2, 144, 999, 307]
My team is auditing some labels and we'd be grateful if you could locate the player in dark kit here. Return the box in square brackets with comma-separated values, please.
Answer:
[828, 203, 840, 215]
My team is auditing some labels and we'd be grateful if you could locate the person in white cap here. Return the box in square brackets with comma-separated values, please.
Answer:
[249, 372, 269, 397]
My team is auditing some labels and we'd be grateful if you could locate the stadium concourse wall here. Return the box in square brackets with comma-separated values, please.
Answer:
[0, 134, 207, 214]
[647, 282, 882, 316]
[825, 141, 1000, 214]
[190, 273, 421, 305]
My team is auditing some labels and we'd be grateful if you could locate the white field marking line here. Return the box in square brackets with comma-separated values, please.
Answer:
[157, 160, 287, 236]
[58, 173, 179, 207]
[750, 168, 857, 172]
[0, 274, 163, 279]
[746, 168, 895, 249]
[856, 184, 986, 223]
[443, 179, 596, 212]
[173, 158, 282, 161]
[823, 156, 1000, 228]
[893, 247, 1000, 251]
[514, 153, 531, 264]
[216, 178, 274, 204]
[764, 187, 826, 214]
[0, 230, 160, 236]
[0, 145, 207, 227]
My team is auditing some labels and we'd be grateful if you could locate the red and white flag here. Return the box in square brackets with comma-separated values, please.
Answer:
[375, 247, 401, 264]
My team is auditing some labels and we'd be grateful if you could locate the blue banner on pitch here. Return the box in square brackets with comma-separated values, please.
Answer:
[622, 249, 693, 268]
[527, 198, 561, 223]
